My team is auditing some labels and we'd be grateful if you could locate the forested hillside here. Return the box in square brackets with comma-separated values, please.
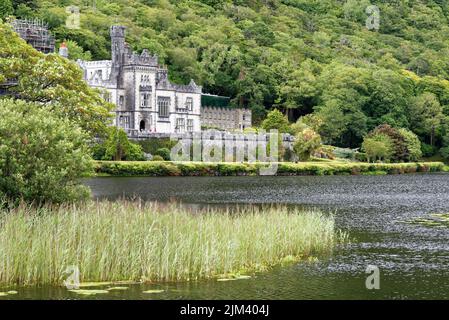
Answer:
[2, 0, 449, 153]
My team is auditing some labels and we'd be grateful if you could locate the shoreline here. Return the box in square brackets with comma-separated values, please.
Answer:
[92, 161, 445, 177]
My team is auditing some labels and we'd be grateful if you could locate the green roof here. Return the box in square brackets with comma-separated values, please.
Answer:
[201, 94, 231, 108]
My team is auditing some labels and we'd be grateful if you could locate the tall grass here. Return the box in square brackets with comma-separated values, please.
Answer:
[0, 201, 345, 286]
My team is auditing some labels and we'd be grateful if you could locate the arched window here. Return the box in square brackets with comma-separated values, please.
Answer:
[139, 120, 146, 131]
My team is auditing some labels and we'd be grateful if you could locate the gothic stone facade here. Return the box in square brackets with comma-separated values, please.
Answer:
[78, 26, 202, 134]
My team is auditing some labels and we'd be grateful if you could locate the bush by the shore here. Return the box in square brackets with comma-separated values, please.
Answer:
[93, 161, 445, 177]
[0, 99, 92, 204]
[0, 201, 345, 285]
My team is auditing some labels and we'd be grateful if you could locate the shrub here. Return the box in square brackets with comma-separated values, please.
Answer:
[317, 145, 336, 160]
[440, 146, 449, 162]
[261, 109, 292, 134]
[103, 127, 145, 161]
[367, 124, 408, 162]
[293, 128, 322, 161]
[137, 138, 177, 155]
[354, 152, 367, 162]
[0, 99, 92, 203]
[398, 128, 422, 161]
[333, 147, 356, 160]
[421, 143, 437, 157]
[127, 143, 146, 161]
[362, 133, 394, 162]
[151, 155, 164, 161]
[155, 147, 171, 161]
[91, 143, 106, 160]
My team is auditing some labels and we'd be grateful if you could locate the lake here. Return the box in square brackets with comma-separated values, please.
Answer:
[6, 173, 449, 299]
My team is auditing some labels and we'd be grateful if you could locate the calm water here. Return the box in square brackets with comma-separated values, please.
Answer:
[5, 174, 449, 299]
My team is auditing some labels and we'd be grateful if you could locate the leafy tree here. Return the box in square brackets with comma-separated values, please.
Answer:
[103, 127, 145, 161]
[0, 21, 113, 136]
[409, 92, 444, 147]
[64, 39, 92, 61]
[261, 109, 291, 134]
[368, 124, 408, 162]
[0, 99, 92, 204]
[293, 127, 322, 161]
[362, 134, 394, 163]
[440, 146, 449, 162]
[398, 128, 422, 161]
[13, 3, 34, 18]
[0, 0, 13, 19]
[276, 59, 322, 119]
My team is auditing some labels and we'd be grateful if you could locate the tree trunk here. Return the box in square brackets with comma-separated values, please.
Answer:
[430, 126, 435, 147]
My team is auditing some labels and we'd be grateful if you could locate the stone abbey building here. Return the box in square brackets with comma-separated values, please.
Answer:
[78, 26, 202, 135]
[78, 26, 251, 135]
[5, 21, 252, 134]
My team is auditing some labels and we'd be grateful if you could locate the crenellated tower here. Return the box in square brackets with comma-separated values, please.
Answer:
[110, 25, 126, 86]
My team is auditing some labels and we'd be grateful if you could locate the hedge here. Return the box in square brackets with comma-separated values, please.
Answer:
[93, 161, 445, 177]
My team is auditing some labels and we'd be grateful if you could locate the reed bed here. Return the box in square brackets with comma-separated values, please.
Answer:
[0, 201, 346, 286]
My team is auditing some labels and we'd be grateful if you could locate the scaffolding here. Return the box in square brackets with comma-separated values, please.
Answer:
[10, 18, 55, 54]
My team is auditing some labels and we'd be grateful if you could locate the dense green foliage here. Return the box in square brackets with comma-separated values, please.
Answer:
[0, 0, 13, 19]
[293, 127, 321, 161]
[94, 160, 444, 177]
[0, 99, 92, 203]
[154, 147, 171, 160]
[362, 124, 423, 162]
[136, 137, 178, 155]
[93, 127, 145, 161]
[261, 109, 291, 133]
[0, 20, 113, 136]
[362, 134, 394, 162]
[8, 0, 449, 153]
[398, 128, 422, 161]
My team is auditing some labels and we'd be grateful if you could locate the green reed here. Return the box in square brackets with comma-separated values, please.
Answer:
[0, 200, 346, 286]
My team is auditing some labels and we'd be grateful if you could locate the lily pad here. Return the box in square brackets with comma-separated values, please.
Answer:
[217, 274, 251, 281]
[401, 213, 449, 229]
[142, 289, 164, 294]
[78, 282, 112, 288]
[107, 287, 129, 291]
[69, 289, 109, 295]
[217, 278, 237, 282]
[114, 280, 140, 285]
[0, 290, 17, 297]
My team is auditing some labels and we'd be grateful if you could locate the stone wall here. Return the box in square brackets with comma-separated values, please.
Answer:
[129, 131, 294, 162]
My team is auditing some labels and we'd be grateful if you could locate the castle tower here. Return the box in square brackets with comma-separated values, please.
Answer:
[110, 25, 126, 67]
[109, 25, 126, 88]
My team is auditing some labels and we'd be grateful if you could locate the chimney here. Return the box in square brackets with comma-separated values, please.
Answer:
[59, 42, 68, 58]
